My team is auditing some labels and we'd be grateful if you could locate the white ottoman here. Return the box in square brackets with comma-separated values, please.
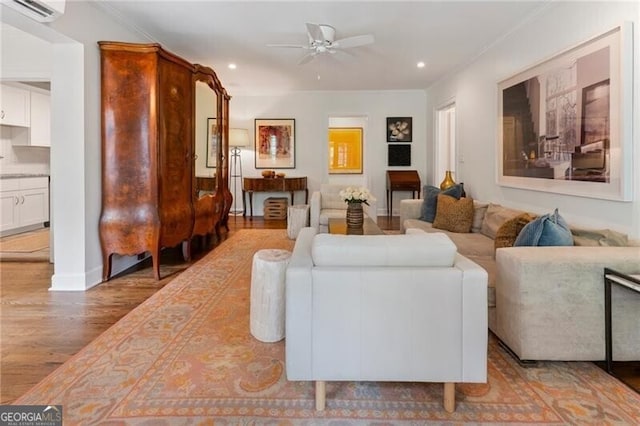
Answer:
[287, 204, 310, 240]
[250, 249, 292, 342]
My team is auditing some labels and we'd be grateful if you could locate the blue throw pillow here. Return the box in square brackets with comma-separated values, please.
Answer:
[514, 208, 573, 247]
[419, 184, 463, 223]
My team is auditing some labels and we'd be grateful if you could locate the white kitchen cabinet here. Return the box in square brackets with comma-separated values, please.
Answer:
[0, 84, 30, 127]
[28, 91, 51, 147]
[0, 176, 49, 235]
[9, 88, 51, 147]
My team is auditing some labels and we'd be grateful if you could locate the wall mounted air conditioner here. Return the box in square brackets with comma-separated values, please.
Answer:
[1, 0, 65, 22]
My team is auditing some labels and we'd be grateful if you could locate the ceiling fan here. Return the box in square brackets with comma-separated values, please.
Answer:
[267, 23, 374, 65]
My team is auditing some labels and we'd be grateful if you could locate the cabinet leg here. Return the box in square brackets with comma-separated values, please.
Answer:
[102, 253, 112, 282]
[182, 240, 191, 262]
[151, 249, 161, 281]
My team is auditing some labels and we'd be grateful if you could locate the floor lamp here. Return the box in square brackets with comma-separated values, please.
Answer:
[229, 128, 249, 215]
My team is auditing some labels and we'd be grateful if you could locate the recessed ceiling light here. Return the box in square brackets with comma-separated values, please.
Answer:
[228, 63, 237, 70]
[417, 61, 426, 68]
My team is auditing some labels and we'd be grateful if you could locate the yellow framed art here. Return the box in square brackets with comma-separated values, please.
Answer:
[328, 127, 363, 174]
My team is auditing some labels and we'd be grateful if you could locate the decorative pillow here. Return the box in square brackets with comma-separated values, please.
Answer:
[494, 213, 537, 251]
[571, 227, 629, 247]
[514, 208, 573, 247]
[432, 195, 474, 233]
[471, 201, 489, 233]
[419, 184, 463, 223]
[480, 203, 525, 240]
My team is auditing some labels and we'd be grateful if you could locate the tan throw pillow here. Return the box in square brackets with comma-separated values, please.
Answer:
[432, 195, 474, 233]
[571, 227, 629, 246]
[494, 213, 537, 251]
[480, 203, 526, 239]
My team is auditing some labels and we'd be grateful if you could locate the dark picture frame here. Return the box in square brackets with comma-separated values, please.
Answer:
[386, 117, 412, 142]
[206, 117, 218, 168]
[388, 144, 411, 166]
[254, 118, 295, 169]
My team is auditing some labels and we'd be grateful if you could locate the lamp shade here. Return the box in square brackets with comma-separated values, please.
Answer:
[229, 128, 249, 147]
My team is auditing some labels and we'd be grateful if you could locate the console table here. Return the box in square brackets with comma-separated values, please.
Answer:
[243, 177, 308, 218]
[386, 170, 421, 216]
[604, 268, 640, 373]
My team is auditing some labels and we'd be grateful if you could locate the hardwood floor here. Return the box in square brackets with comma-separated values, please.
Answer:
[0, 216, 397, 404]
[2, 215, 637, 404]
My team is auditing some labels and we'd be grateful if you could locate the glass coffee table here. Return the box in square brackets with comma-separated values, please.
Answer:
[328, 217, 384, 235]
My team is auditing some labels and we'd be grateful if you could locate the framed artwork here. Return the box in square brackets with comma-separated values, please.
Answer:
[388, 144, 411, 166]
[206, 118, 218, 168]
[386, 117, 412, 142]
[254, 118, 295, 169]
[497, 23, 632, 201]
[328, 127, 363, 174]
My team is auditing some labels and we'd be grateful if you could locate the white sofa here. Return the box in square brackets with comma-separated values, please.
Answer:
[310, 184, 378, 233]
[400, 198, 640, 362]
[285, 227, 488, 412]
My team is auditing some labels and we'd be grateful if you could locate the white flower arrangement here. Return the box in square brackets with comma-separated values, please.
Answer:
[339, 186, 371, 205]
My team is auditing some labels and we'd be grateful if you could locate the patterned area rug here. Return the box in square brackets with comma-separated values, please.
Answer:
[16, 229, 640, 424]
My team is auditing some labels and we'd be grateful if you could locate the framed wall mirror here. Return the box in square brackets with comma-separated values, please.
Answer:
[195, 79, 218, 173]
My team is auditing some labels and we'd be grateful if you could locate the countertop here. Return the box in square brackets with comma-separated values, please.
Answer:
[0, 173, 50, 179]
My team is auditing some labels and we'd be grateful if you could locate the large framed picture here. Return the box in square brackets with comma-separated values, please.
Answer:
[328, 127, 363, 174]
[206, 118, 218, 168]
[254, 119, 295, 169]
[497, 23, 632, 201]
[386, 117, 412, 142]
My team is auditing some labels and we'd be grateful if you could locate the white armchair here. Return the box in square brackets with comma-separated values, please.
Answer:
[285, 227, 488, 412]
[310, 184, 378, 233]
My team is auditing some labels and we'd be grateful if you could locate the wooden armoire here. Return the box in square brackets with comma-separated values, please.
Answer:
[99, 41, 230, 281]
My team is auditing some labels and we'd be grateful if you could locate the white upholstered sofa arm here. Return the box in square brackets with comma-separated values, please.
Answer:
[495, 246, 640, 361]
[285, 227, 316, 378]
[309, 191, 321, 230]
[400, 199, 423, 232]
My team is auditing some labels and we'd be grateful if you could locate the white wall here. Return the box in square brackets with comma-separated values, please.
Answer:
[230, 90, 427, 216]
[426, 1, 640, 238]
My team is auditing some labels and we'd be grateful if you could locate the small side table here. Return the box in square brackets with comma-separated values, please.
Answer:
[604, 268, 640, 373]
[250, 249, 292, 342]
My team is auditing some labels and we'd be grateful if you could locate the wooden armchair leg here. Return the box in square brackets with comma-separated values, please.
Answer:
[444, 382, 455, 413]
[315, 380, 326, 411]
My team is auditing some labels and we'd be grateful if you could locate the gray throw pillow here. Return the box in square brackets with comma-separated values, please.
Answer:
[419, 184, 463, 223]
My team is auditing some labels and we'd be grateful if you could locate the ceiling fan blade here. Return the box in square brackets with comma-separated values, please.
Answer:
[266, 43, 308, 49]
[306, 22, 324, 41]
[298, 52, 317, 65]
[332, 34, 374, 49]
